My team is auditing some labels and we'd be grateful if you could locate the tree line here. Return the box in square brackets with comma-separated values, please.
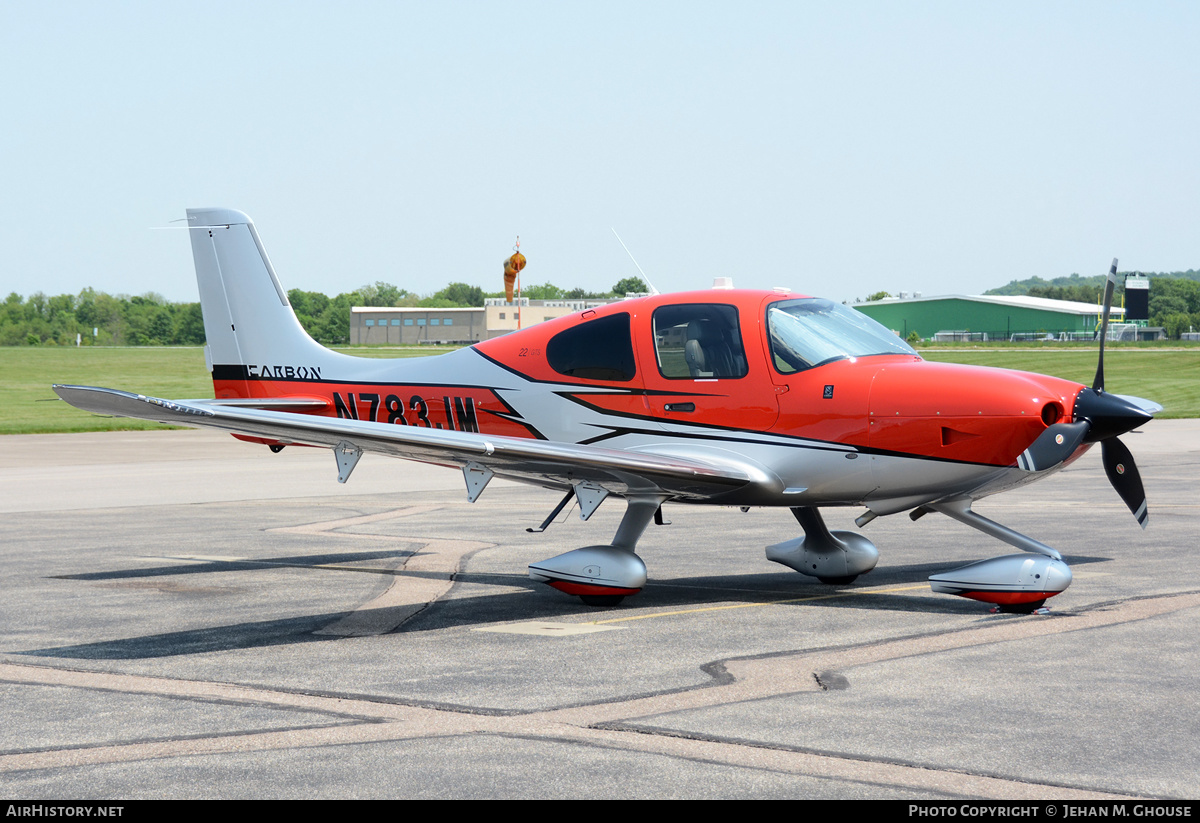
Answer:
[1, 289, 205, 347]
[2, 276, 649, 346]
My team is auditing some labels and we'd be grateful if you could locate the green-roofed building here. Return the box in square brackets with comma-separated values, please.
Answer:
[854, 294, 1124, 342]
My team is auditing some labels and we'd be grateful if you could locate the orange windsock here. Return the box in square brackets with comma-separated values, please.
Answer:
[503, 251, 526, 302]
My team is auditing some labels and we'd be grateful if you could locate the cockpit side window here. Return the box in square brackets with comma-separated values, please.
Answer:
[546, 312, 636, 382]
[652, 304, 748, 379]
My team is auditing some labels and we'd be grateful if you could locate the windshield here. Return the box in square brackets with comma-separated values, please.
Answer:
[767, 298, 917, 374]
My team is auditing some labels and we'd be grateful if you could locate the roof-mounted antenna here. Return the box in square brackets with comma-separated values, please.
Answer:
[610, 228, 660, 295]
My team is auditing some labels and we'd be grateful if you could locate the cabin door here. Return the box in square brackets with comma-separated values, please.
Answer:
[637, 302, 779, 433]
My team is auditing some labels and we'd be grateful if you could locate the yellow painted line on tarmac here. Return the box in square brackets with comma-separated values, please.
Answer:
[587, 583, 931, 625]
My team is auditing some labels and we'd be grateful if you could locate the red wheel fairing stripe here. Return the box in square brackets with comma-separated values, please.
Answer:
[954, 590, 1061, 605]
[546, 581, 642, 596]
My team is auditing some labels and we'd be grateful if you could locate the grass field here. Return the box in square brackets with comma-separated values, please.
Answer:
[0, 346, 455, 435]
[2, 344, 1196, 435]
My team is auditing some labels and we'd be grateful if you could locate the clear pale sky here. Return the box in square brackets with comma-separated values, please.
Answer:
[2, 1, 1198, 304]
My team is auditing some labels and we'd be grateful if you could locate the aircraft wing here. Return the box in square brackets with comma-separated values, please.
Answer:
[53, 385, 770, 500]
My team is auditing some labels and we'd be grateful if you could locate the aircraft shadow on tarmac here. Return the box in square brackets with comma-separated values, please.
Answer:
[49, 548, 424, 581]
[24, 552, 1114, 660]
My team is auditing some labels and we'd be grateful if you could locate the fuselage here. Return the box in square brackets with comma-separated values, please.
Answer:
[210, 289, 1088, 511]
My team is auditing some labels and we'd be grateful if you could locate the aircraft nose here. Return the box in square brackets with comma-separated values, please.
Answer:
[866, 361, 1082, 466]
[1073, 389, 1154, 442]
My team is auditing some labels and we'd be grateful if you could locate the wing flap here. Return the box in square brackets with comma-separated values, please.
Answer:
[53, 385, 766, 499]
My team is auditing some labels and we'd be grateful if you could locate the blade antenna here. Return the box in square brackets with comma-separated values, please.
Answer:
[1093, 258, 1118, 392]
[610, 228, 661, 295]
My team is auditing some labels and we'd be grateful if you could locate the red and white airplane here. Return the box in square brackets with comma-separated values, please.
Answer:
[55, 208, 1161, 611]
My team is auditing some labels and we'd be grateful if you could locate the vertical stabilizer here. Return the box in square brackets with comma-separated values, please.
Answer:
[186, 208, 349, 393]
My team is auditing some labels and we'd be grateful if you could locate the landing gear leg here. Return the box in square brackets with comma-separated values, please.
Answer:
[766, 507, 880, 584]
[528, 494, 666, 607]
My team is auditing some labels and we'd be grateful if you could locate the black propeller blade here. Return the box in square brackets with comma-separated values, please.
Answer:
[1102, 437, 1148, 528]
[1017, 421, 1089, 473]
[1093, 258, 1119, 392]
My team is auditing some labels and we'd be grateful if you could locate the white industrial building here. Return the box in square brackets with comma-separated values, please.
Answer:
[350, 298, 622, 345]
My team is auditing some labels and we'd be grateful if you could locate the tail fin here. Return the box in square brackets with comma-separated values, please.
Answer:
[186, 208, 349, 396]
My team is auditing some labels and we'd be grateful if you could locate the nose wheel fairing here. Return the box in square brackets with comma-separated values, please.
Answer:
[929, 554, 1073, 608]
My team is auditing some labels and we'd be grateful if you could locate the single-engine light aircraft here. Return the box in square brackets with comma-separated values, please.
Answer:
[55, 209, 1161, 611]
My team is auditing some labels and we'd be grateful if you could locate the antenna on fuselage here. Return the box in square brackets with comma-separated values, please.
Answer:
[610, 228, 661, 296]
